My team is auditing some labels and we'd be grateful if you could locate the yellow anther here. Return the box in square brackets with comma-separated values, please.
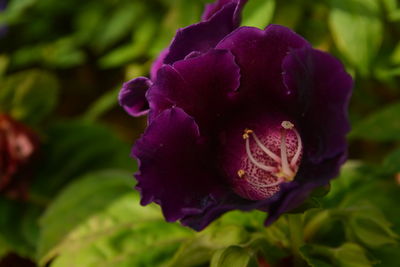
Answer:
[242, 129, 253, 139]
[281, 121, 294, 130]
[237, 169, 246, 178]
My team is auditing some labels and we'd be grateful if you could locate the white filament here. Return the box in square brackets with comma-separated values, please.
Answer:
[245, 137, 276, 172]
[290, 128, 302, 168]
[252, 132, 281, 163]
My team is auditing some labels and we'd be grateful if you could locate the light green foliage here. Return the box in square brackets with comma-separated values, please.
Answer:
[0, 70, 59, 123]
[241, 0, 275, 28]
[37, 170, 193, 267]
[329, 0, 383, 75]
[350, 102, 400, 141]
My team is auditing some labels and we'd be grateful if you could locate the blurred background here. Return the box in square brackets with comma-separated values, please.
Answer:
[0, 0, 400, 266]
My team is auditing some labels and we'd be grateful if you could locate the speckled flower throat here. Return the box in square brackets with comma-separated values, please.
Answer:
[232, 121, 303, 201]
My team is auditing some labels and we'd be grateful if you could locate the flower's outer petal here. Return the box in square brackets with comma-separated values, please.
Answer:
[216, 25, 310, 103]
[150, 48, 169, 80]
[282, 47, 353, 164]
[202, 0, 247, 26]
[119, 77, 152, 117]
[133, 107, 224, 222]
[164, 1, 244, 65]
[148, 49, 240, 130]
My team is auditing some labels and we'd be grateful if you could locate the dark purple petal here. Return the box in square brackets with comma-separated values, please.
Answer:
[147, 49, 240, 130]
[216, 25, 310, 103]
[282, 47, 353, 163]
[133, 107, 224, 221]
[150, 48, 169, 80]
[164, 1, 243, 65]
[119, 77, 152, 117]
[202, 0, 247, 26]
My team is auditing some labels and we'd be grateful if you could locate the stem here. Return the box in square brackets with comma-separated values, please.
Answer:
[287, 214, 305, 267]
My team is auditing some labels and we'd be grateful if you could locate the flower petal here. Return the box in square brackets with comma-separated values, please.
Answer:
[147, 49, 240, 131]
[164, 1, 243, 65]
[282, 47, 353, 163]
[133, 107, 224, 222]
[150, 48, 169, 80]
[202, 0, 247, 26]
[119, 77, 152, 117]
[216, 25, 310, 103]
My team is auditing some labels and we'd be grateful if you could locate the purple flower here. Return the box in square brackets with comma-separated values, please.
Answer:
[120, 0, 352, 231]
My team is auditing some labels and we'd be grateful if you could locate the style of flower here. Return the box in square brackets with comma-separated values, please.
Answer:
[119, 0, 352, 230]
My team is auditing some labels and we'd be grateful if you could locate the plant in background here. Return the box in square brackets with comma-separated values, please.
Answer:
[120, 0, 352, 231]
[0, 114, 39, 199]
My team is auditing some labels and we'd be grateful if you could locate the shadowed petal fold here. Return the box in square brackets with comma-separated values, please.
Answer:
[217, 25, 310, 103]
[282, 47, 352, 164]
[133, 108, 224, 222]
[148, 49, 240, 130]
[164, 1, 245, 65]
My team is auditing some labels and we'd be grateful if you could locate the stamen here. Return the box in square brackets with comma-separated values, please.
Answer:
[280, 126, 294, 179]
[237, 169, 245, 178]
[252, 131, 281, 163]
[245, 137, 276, 173]
[290, 128, 302, 168]
[281, 121, 294, 129]
[243, 129, 253, 139]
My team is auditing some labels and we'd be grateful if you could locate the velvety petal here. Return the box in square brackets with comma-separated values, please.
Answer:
[282, 47, 353, 164]
[147, 49, 240, 130]
[119, 77, 152, 117]
[216, 25, 310, 103]
[133, 107, 225, 222]
[150, 48, 169, 80]
[163, 1, 241, 65]
[202, 0, 247, 26]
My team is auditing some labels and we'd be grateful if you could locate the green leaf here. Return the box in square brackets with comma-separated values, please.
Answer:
[168, 224, 249, 267]
[329, 0, 383, 75]
[300, 243, 373, 267]
[31, 120, 133, 198]
[37, 170, 192, 267]
[0, 69, 59, 123]
[210, 246, 253, 267]
[347, 204, 398, 248]
[349, 102, 400, 141]
[0, 199, 41, 259]
[241, 0, 275, 28]
[383, 148, 400, 174]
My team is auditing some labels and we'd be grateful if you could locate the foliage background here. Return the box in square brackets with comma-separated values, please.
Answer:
[0, 0, 400, 266]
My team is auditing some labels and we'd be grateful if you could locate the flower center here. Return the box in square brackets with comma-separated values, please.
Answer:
[233, 120, 303, 200]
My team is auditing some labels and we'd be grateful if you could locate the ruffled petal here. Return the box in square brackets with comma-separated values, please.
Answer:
[202, 0, 247, 26]
[282, 47, 353, 164]
[163, 1, 243, 65]
[133, 107, 225, 222]
[119, 77, 152, 117]
[216, 25, 310, 103]
[147, 49, 240, 130]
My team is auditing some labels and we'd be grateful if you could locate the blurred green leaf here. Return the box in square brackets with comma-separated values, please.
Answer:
[31, 120, 133, 197]
[0, 69, 59, 123]
[84, 88, 120, 121]
[350, 102, 400, 141]
[300, 243, 373, 267]
[383, 148, 400, 174]
[329, 0, 383, 75]
[168, 224, 249, 267]
[0, 199, 41, 259]
[92, 2, 145, 53]
[241, 0, 275, 28]
[38, 169, 192, 267]
[210, 246, 254, 267]
[99, 17, 158, 68]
